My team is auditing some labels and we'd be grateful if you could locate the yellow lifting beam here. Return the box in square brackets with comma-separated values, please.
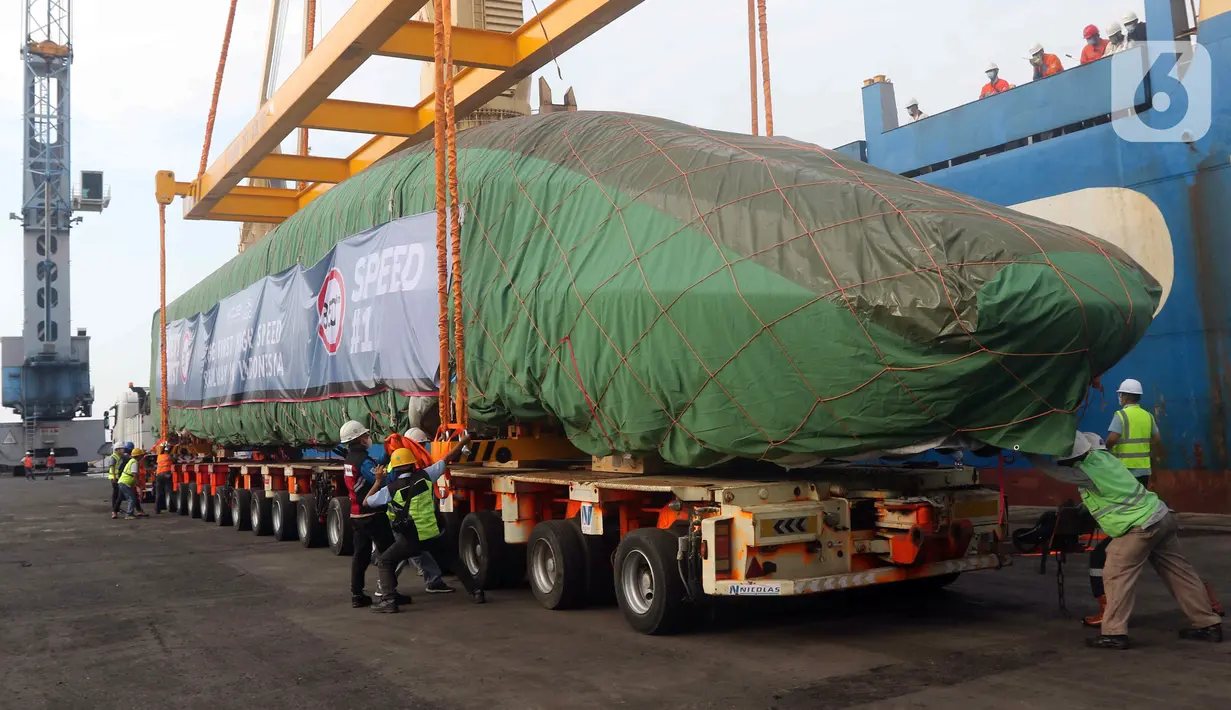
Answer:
[376, 20, 546, 69]
[162, 0, 645, 224]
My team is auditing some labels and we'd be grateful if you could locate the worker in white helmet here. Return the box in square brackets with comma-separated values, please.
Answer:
[1040, 432, 1221, 649]
[1123, 11, 1146, 42]
[904, 97, 927, 122]
[1081, 378, 1224, 628]
[1102, 22, 1134, 56]
[340, 420, 402, 608]
[1028, 43, 1064, 80]
[979, 62, 1013, 99]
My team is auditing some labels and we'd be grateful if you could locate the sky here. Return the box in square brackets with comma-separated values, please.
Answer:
[0, 0, 1149, 423]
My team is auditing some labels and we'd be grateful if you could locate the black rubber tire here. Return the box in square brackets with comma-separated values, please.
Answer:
[167, 483, 179, 514]
[189, 487, 203, 519]
[214, 490, 232, 526]
[326, 497, 353, 556]
[251, 492, 274, 536]
[459, 511, 510, 589]
[527, 520, 587, 610]
[614, 528, 692, 635]
[436, 511, 462, 575]
[271, 491, 298, 542]
[200, 486, 216, 523]
[570, 517, 617, 605]
[297, 496, 326, 548]
[233, 489, 253, 531]
[178, 484, 191, 516]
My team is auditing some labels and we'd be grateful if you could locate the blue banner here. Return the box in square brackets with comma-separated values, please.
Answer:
[164, 213, 442, 408]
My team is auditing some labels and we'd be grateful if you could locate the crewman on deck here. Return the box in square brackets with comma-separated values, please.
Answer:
[1123, 11, 1147, 42]
[1082, 379, 1223, 626]
[155, 442, 174, 514]
[1081, 24, 1110, 64]
[118, 448, 150, 520]
[905, 97, 927, 122]
[1039, 432, 1221, 649]
[365, 436, 485, 613]
[1103, 22, 1135, 56]
[979, 62, 1013, 99]
[22, 451, 34, 481]
[44, 449, 55, 480]
[1028, 43, 1064, 80]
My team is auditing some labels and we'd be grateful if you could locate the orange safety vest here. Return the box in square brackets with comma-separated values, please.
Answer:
[979, 78, 1013, 99]
[1081, 40, 1109, 64]
[1033, 54, 1064, 79]
[157, 452, 173, 475]
[383, 433, 434, 469]
[22, 456, 32, 469]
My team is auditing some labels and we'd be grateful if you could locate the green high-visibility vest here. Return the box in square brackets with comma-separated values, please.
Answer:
[108, 455, 123, 481]
[118, 458, 138, 487]
[386, 473, 441, 542]
[1075, 449, 1162, 538]
[1112, 404, 1154, 472]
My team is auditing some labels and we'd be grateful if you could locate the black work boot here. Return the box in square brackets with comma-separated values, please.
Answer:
[1086, 634, 1130, 650]
[394, 593, 414, 605]
[369, 596, 399, 614]
[471, 589, 486, 604]
[351, 593, 372, 608]
[1179, 624, 1223, 643]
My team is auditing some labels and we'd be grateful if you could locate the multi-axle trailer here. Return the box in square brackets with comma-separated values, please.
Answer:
[164, 448, 1009, 634]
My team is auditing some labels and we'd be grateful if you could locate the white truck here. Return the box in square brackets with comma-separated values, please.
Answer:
[104, 385, 153, 451]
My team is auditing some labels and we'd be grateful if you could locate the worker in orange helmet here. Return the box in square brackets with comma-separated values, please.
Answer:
[1028, 43, 1064, 80]
[979, 62, 1014, 99]
[1080, 24, 1110, 64]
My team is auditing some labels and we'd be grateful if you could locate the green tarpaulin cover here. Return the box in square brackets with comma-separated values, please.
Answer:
[153, 111, 1160, 464]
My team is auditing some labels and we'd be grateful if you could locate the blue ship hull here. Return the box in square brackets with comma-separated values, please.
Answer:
[839, 0, 1231, 511]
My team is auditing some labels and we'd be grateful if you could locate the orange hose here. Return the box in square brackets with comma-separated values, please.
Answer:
[158, 203, 169, 442]
[442, 0, 467, 428]
[298, 0, 317, 191]
[746, 0, 759, 136]
[199, 0, 239, 179]
[757, 0, 774, 136]
[433, 0, 452, 427]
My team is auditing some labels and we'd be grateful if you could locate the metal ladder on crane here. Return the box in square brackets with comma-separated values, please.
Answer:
[23, 417, 37, 455]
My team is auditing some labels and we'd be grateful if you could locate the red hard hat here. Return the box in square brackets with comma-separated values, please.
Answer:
[1083, 24, 1099, 39]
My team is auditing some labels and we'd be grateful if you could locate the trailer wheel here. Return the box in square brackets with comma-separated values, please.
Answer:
[233, 489, 253, 531]
[570, 517, 617, 605]
[614, 528, 691, 635]
[459, 511, 511, 589]
[271, 492, 298, 542]
[527, 520, 587, 610]
[214, 490, 232, 526]
[430, 512, 461, 575]
[251, 492, 273, 536]
[297, 496, 325, 548]
[189, 487, 203, 519]
[327, 497, 353, 556]
[200, 486, 216, 523]
[178, 484, 191, 516]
